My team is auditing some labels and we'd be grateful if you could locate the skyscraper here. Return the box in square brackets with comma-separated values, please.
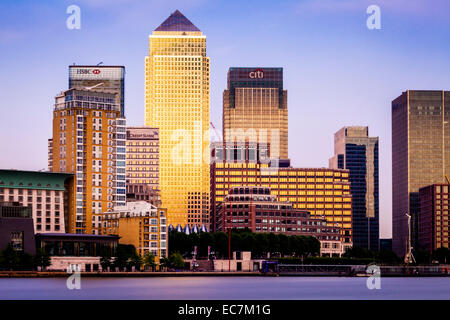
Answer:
[392, 90, 450, 256]
[329, 126, 379, 251]
[144, 10, 210, 227]
[223, 67, 288, 159]
[51, 88, 126, 234]
[68, 65, 126, 117]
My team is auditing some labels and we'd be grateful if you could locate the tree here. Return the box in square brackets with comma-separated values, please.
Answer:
[170, 252, 185, 269]
[277, 234, 290, 257]
[143, 252, 157, 271]
[0, 244, 20, 270]
[213, 232, 228, 258]
[376, 250, 400, 264]
[128, 254, 142, 271]
[33, 249, 51, 270]
[100, 255, 112, 271]
[267, 233, 280, 256]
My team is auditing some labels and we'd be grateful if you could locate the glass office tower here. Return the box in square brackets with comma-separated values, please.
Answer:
[144, 10, 210, 227]
[223, 67, 288, 159]
[392, 90, 450, 256]
[329, 126, 379, 251]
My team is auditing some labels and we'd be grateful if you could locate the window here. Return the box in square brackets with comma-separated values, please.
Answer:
[10, 232, 24, 252]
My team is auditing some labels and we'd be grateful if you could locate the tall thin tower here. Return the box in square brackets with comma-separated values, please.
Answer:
[145, 10, 210, 227]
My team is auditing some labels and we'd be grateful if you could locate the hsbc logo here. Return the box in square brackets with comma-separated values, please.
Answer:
[249, 68, 264, 79]
[76, 69, 101, 75]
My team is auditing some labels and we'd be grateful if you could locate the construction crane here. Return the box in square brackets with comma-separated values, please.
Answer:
[404, 213, 416, 264]
[210, 122, 222, 142]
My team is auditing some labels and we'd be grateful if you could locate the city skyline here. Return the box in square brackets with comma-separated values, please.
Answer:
[2, 1, 450, 238]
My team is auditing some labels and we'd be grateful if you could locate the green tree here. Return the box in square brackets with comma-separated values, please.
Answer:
[33, 249, 51, 270]
[0, 244, 20, 270]
[213, 232, 228, 258]
[143, 252, 157, 271]
[267, 233, 280, 256]
[199, 232, 214, 258]
[170, 252, 185, 269]
[128, 254, 143, 271]
[278, 234, 290, 257]
[100, 255, 112, 271]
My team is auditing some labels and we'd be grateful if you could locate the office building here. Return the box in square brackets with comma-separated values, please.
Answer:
[392, 90, 450, 256]
[50, 88, 126, 235]
[223, 67, 288, 159]
[68, 65, 126, 117]
[144, 10, 210, 227]
[102, 201, 167, 263]
[210, 144, 353, 246]
[216, 186, 344, 256]
[418, 184, 449, 253]
[0, 169, 73, 233]
[126, 127, 159, 189]
[0, 202, 36, 255]
[329, 126, 379, 251]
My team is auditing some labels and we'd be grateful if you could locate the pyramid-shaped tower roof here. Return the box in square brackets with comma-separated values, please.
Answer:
[155, 10, 200, 32]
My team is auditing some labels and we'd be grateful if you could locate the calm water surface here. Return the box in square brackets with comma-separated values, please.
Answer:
[0, 277, 449, 300]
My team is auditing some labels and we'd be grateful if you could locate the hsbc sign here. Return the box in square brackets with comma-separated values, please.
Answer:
[75, 68, 101, 75]
[69, 66, 124, 80]
[249, 68, 264, 79]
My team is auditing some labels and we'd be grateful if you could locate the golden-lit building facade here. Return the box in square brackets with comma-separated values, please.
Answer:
[392, 90, 450, 256]
[102, 201, 167, 263]
[145, 10, 210, 227]
[210, 146, 353, 246]
[51, 88, 127, 235]
[223, 67, 288, 159]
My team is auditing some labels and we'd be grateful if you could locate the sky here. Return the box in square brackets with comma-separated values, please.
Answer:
[1, 0, 450, 238]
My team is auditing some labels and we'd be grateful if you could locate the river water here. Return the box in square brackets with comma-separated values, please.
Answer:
[0, 277, 449, 300]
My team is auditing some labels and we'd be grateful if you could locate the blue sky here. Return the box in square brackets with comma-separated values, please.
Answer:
[1, 0, 450, 238]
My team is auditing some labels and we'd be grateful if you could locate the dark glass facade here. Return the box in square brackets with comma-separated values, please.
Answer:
[330, 127, 379, 251]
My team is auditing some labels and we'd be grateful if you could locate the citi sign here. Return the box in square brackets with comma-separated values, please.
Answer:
[249, 68, 264, 79]
[76, 69, 101, 75]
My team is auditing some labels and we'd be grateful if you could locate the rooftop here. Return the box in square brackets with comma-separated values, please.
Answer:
[0, 169, 73, 191]
[155, 10, 200, 32]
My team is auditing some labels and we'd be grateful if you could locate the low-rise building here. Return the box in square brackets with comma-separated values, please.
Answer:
[0, 170, 73, 233]
[0, 202, 36, 255]
[216, 186, 344, 256]
[35, 233, 118, 271]
[102, 201, 167, 263]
